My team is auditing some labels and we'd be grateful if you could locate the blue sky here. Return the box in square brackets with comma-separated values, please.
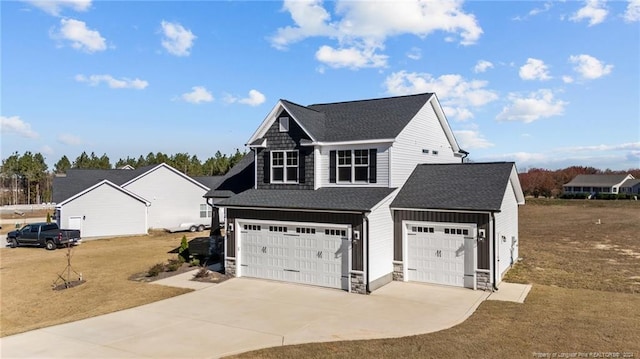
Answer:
[2, 0, 639, 171]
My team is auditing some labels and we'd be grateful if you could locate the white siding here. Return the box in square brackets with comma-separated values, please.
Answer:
[123, 166, 209, 229]
[317, 144, 390, 187]
[391, 101, 459, 187]
[494, 179, 520, 282]
[59, 184, 147, 238]
[366, 191, 396, 283]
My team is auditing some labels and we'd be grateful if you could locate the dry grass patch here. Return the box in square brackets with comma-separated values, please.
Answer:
[0, 231, 196, 337]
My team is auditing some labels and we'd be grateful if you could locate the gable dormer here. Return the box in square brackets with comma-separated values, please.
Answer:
[252, 109, 315, 190]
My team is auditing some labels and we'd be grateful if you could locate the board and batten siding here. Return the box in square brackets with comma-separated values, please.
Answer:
[317, 143, 390, 187]
[60, 184, 148, 238]
[365, 191, 396, 289]
[393, 210, 491, 270]
[390, 101, 459, 188]
[225, 208, 365, 271]
[494, 179, 520, 281]
[123, 165, 208, 229]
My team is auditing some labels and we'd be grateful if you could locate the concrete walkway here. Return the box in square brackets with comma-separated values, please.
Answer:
[1, 278, 492, 358]
[487, 282, 532, 303]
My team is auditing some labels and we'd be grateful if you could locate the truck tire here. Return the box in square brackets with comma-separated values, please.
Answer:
[197, 225, 205, 232]
[45, 240, 57, 251]
[9, 238, 17, 248]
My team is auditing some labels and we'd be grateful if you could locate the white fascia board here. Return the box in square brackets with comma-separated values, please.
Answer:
[366, 188, 399, 214]
[122, 163, 210, 191]
[248, 138, 267, 148]
[219, 205, 365, 215]
[313, 138, 396, 146]
[246, 101, 317, 145]
[509, 165, 526, 205]
[57, 179, 151, 207]
[429, 94, 461, 154]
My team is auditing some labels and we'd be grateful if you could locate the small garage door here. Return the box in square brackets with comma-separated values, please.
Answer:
[406, 222, 476, 288]
[237, 220, 350, 290]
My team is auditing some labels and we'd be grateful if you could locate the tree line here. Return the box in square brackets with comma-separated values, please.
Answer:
[518, 166, 640, 198]
[1, 150, 246, 205]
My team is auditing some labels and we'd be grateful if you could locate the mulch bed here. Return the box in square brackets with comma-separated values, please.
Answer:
[128, 262, 232, 284]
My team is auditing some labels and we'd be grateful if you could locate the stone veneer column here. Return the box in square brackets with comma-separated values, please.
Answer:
[392, 262, 404, 281]
[350, 272, 366, 294]
[225, 258, 236, 276]
[476, 271, 492, 291]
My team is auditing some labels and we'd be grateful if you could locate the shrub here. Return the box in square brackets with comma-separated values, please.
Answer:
[189, 258, 200, 267]
[178, 235, 189, 263]
[193, 267, 210, 279]
[46, 212, 52, 223]
[166, 258, 182, 272]
[147, 263, 165, 277]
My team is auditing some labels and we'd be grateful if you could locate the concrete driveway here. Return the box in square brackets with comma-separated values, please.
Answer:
[0, 278, 489, 358]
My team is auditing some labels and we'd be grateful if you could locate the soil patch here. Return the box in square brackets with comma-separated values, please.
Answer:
[128, 262, 231, 284]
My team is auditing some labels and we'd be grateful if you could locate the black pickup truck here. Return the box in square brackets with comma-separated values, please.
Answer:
[6, 222, 81, 250]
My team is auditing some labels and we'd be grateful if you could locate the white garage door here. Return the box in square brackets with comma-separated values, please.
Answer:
[238, 220, 350, 290]
[406, 222, 476, 288]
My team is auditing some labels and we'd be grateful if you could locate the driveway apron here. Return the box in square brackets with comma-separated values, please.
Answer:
[0, 278, 489, 358]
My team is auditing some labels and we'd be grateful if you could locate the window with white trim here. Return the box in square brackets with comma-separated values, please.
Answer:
[337, 149, 369, 183]
[199, 204, 212, 218]
[337, 150, 352, 182]
[271, 150, 298, 183]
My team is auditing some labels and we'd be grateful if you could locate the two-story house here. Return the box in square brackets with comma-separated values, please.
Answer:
[207, 93, 524, 294]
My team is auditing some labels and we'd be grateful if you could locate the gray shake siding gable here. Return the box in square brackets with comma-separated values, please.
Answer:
[256, 110, 314, 190]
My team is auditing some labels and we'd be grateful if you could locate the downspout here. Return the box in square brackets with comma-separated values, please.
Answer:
[460, 149, 469, 163]
[491, 211, 499, 291]
[365, 215, 370, 294]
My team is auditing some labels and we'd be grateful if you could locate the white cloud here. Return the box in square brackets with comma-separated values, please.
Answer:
[224, 90, 267, 107]
[75, 74, 148, 89]
[497, 89, 567, 123]
[529, 2, 553, 16]
[51, 18, 106, 53]
[160, 21, 196, 56]
[384, 71, 498, 121]
[454, 129, 494, 149]
[519, 58, 552, 81]
[26, 0, 91, 16]
[180, 86, 213, 104]
[57, 133, 82, 145]
[570, 0, 608, 26]
[562, 76, 574, 84]
[270, 0, 482, 69]
[624, 0, 640, 22]
[406, 47, 422, 60]
[558, 142, 640, 152]
[1, 115, 38, 138]
[473, 60, 493, 73]
[569, 54, 613, 80]
[315, 45, 388, 69]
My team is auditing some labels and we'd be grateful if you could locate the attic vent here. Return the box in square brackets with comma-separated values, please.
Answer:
[279, 117, 289, 132]
[422, 149, 429, 154]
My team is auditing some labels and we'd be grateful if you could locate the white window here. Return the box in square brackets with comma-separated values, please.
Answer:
[271, 150, 298, 183]
[338, 149, 369, 183]
[279, 117, 289, 132]
[200, 204, 212, 218]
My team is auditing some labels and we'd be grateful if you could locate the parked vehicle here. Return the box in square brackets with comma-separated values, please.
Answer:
[6, 222, 81, 250]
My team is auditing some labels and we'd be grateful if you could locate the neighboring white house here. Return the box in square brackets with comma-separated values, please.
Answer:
[53, 163, 222, 238]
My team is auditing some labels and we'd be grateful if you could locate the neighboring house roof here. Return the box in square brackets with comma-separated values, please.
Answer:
[56, 180, 151, 207]
[218, 187, 396, 212]
[53, 163, 213, 203]
[192, 176, 224, 189]
[204, 153, 255, 199]
[248, 93, 461, 151]
[563, 174, 634, 187]
[621, 178, 640, 188]
[391, 162, 524, 212]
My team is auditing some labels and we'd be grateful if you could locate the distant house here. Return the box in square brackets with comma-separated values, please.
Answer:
[562, 174, 635, 195]
[620, 178, 640, 195]
[53, 163, 222, 238]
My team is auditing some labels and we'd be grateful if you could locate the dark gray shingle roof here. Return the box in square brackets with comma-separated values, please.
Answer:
[52, 166, 151, 203]
[218, 187, 396, 212]
[204, 153, 255, 199]
[391, 162, 516, 212]
[281, 93, 434, 142]
[192, 176, 224, 189]
[621, 178, 640, 188]
[564, 174, 632, 187]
